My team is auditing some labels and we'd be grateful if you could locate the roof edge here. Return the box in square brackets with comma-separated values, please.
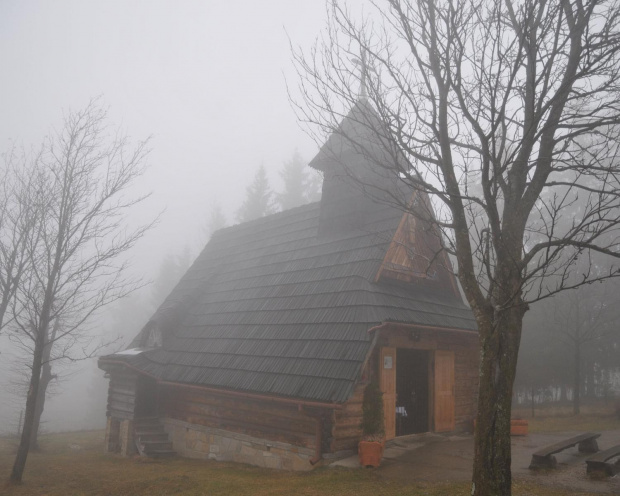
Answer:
[98, 357, 344, 409]
[368, 321, 478, 335]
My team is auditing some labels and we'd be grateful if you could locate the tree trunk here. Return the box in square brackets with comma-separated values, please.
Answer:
[573, 342, 581, 415]
[530, 386, 535, 418]
[29, 320, 58, 451]
[472, 305, 523, 496]
[9, 336, 44, 484]
[585, 357, 595, 399]
[10, 286, 55, 483]
[29, 361, 53, 451]
[560, 383, 567, 403]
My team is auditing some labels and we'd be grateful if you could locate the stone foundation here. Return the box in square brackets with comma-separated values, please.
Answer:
[119, 419, 135, 456]
[104, 417, 120, 453]
[163, 417, 316, 471]
[104, 417, 135, 456]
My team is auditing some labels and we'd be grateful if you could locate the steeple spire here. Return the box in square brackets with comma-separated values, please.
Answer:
[360, 49, 368, 100]
[353, 49, 369, 100]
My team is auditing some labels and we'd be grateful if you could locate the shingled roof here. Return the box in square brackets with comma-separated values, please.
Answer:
[101, 102, 476, 405]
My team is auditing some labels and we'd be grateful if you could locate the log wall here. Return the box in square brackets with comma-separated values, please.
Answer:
[329, 382, 364, 452]
[104, 364, 138, 420]
[161, 385, 319, 451]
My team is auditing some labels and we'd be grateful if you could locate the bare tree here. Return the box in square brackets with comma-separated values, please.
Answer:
[293, 1, 620, 494]
[7, 100, 154, 484]
[548, 276, 620, 414]
[0, 149, 43, 334]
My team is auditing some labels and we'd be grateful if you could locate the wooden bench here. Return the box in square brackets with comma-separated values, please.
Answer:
[586, 445, 620, 477]
[529, 432, 600, 470]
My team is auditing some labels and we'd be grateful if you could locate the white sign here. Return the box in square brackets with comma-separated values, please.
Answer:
[383, 356, 393, 369]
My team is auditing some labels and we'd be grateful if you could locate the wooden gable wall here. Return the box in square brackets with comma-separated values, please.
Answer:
[375, 191, 460, 299]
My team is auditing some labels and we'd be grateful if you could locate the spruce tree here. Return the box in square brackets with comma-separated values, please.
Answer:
[277, 151, 322, 211]
[237, 165, 275, 222]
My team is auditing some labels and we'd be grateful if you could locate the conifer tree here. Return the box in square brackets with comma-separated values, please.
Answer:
[236, 165, 275, 222]
[277, 151, 322, 211]
[205, 202, 227, 240]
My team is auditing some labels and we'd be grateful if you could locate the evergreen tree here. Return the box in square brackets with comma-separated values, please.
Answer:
[205, 202, 227, 240]
[306, 169, 323, 203]
[236, 165, 275, 222]
[276, 151, 322, 211]
[151, 246, 193, 310]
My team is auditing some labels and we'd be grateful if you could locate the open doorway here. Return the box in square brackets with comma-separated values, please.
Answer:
[396, 349, 429, 435]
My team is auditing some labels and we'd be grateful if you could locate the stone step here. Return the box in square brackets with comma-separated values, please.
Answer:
[135, 432, 169, 443]
[135, 425, 166, 435]
[134, 417, 174, 459]
[145, 449, 176, 458]
[143, 441, 173, 452]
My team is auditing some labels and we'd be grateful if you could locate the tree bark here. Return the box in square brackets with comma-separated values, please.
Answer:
[29, 360, 54, 451]
[560, 384, 567, 403]
[573, 342, 581, 415]
[29, 320, 58, 451]
[472, 305, 524, 496]
[9, 335, 44, 484]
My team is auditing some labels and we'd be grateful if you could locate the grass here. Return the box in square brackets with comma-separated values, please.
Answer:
[0, 418, 616, 496]
[0, 433, 462, 496]
[512, 401, 620, 433]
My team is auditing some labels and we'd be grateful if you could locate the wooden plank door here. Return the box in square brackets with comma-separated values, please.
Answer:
[380, 347, 397, 440]
[433, 350, 455, 432]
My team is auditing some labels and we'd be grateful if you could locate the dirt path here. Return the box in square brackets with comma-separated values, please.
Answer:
[368, 431, 620, 494]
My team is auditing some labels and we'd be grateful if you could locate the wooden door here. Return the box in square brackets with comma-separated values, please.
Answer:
[433, 350, 455, 432]
[380, 347, 397, 440]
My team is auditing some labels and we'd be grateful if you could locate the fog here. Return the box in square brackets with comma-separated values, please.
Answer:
[0, 1, 328, 434]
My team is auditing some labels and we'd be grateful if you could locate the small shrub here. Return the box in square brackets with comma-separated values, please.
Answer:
[361, 381, 384, 440]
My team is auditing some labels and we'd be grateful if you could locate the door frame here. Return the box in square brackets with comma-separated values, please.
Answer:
[380, 346, 455, 436]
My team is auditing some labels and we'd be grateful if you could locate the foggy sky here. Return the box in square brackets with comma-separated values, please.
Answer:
[0, 0, 325, 269]
[0, 0, 328, 433]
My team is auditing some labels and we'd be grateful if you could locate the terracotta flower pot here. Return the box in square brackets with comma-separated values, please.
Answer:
[510, 419, 528, 436]
[358, 440, 384, 468]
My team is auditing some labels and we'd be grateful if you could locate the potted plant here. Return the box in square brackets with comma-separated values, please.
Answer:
[358, 381, 385, 468]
